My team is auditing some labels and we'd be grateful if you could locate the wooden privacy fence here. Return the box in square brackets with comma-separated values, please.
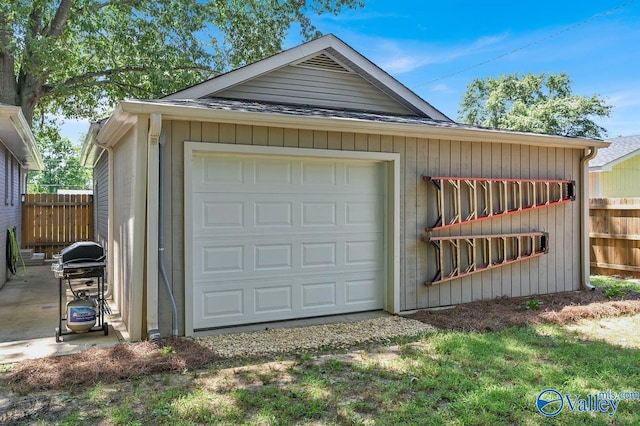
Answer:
[590, 198, 640, 278]
[22, 194, 93, 259]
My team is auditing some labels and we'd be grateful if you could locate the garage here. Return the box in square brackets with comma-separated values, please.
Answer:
[84, 34, 601, 341]
[186, 144, 393, 330]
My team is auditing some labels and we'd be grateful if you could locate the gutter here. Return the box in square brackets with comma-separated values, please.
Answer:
[580, 146, 598, 290]
[111, 100, 610, 150]
[146, 113, 162, 340]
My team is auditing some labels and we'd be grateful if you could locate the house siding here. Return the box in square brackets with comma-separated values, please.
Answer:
[590, 155, 640, 197]
[0, 145, 24, 288]
[93, 151, 109, 255]
[214, 64, 414, 115]
[110, 125, 144, 337]
[154, 119, 583, 336]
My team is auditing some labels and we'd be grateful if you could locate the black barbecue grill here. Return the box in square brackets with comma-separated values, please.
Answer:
[52, 241, 108, 342]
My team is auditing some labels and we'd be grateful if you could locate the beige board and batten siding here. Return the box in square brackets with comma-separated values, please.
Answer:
[213, 63, 415, 116]
[151, 119, 583, 336]
[109, 123, 146, 339]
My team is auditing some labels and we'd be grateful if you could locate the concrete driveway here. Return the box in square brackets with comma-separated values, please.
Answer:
[0, 265, 125, 363]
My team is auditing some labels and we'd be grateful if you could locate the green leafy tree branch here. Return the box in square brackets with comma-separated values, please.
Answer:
[458, 72, 611, 138]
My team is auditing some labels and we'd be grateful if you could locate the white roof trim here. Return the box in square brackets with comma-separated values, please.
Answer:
[0, 104, 44, 170]
[164, 34, 450, 121]
[80, 122, 104, 167]
[97, 99, 609, 151]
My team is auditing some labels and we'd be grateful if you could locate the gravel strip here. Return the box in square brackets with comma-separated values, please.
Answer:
[194, 315, 435, 358]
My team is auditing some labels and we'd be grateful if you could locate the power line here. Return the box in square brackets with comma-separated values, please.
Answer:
[418, 0, 636, 87]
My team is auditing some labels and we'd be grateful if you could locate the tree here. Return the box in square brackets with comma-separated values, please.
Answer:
[27, 123, 90, 193]
[458, 72, 611, 138]
[0, 0, 364, 126]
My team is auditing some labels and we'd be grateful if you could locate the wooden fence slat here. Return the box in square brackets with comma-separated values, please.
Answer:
[590, 197, 640, 278]
[21, 194, 94, 259]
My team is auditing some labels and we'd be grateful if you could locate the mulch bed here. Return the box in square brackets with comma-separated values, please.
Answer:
[3, 287, 640, 394]
[408, 287, 640, 331]
[2, 337, 219, 394]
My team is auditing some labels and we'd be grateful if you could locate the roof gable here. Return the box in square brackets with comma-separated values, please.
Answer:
[590, 135, 640, 171]
[165, 34, 451, 121]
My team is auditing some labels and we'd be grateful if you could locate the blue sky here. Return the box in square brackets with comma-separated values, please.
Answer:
[63, 0, 640, 143]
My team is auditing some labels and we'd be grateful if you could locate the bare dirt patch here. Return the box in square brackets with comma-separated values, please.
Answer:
[407, 287, 640, 331]
[566, 315, 640, 349]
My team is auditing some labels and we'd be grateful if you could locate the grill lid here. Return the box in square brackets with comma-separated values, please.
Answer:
[60, 241, 105, 264]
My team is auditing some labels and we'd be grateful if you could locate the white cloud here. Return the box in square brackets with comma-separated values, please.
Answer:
[605, 89, 640, 110]
[369, 34, 509, 74]
[429, 83, 455, 94]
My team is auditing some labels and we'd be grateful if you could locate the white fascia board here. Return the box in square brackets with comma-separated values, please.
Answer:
[95, 104, 139, 147]
[0, 104, 44, 170]
[80, 122, 103, 167]
[117, 99, 610, 150]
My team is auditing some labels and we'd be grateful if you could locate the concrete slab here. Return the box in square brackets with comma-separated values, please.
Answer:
[0, 265, 126, 364]
[0, 325, 122, 364]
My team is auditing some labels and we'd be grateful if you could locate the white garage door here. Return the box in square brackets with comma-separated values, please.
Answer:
[189, 152, 385, 330]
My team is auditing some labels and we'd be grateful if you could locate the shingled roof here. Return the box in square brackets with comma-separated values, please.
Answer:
[590, 135, 640, 171]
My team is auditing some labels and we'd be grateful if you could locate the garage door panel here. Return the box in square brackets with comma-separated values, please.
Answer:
[201, 245, 244, 274]
[302, 162, 337, 185]
[345, 163, 383, 188]
[254, 243, 293, 271]
[254, 158, 293, 184]
[254, 202, 294, 227]
[192, 235, 382, 282]
[301, 281, 337, 309]
[193, 272, 383, 329]
[198, 288, 245, 323]
[254, 285, 293, 314]
[345, 240, 381, 266]
[302, 202, 337, 226]
[301, 242, 336, 267]
[190, 153, 385, 329]
[193, 193, 380, 236]
[195, 156, 245, 186]
[345, 278, 381, 305]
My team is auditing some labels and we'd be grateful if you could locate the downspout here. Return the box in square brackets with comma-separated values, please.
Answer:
[158, 130, 179, 337]
[580, 146, 598, 290]
[146, 113, 162, 340]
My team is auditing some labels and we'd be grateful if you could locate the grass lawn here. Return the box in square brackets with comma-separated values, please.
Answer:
[2, 280, 640, 425]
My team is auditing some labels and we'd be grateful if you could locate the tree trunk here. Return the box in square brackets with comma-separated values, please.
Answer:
[0, 14, 18, 107]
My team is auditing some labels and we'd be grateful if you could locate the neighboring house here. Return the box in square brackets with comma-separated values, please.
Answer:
[0, 104, 44, 289]
[82, 34, 608, 341]
[589, 135, 640, 198]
